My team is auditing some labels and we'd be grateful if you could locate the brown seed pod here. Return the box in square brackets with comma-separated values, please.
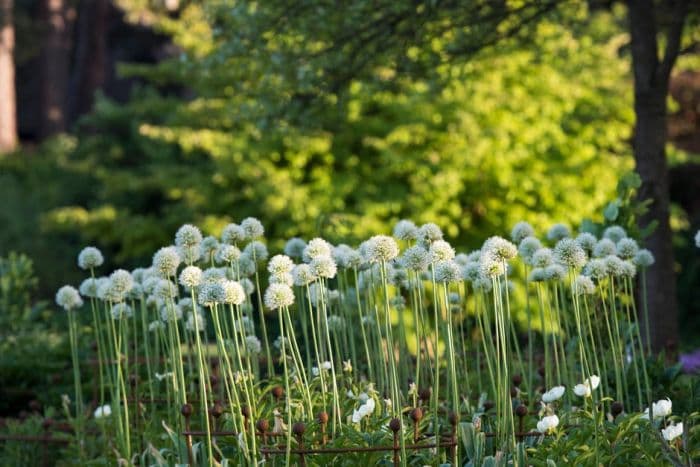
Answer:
[317, 411, 329, 424]
[410, 407, 423, 422]
[389, 417, 402, 432]
[292, 422, 306, 436]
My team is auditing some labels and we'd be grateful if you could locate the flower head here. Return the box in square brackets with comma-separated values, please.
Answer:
[616, 238, 639, 260]
[417, 223, 443, 246]
[575, 232, 597, 255]
[153, 246, 181, 278]
[94, 404, 111, 419]
[429, 240, 456, 262]
[531, 248, 554, 268]
[593, 239, 616, 258]
[536, 414, 559, 434]
[222, 280, 246, 305]
[401, 246, 430, 271]
[264, 283, 295, 309]
[56, 285, 83, 311]
[79, 278, 99, 298]
[292, 264, 317, 286]
[245, 335, 262, 355]
[221, 223, 245, 245]
[547, 224, 570, 242]
[78, 247, 104, 270]
[243, 241, 268, 262]
[303, 238, 333, 262]
[268, 255, 295, 277]
[198, 282, 225, 307]
[518, 237, 542, 265]
[434, 260, 462, 283]
[179, 266, 203, 288]
[554, 238, 587, 269]
[662, 422, 683, 442]
[510, 221, 535, 244]
[603, 225, 627, 243]
[573, 275, 595, 295]
[310, 255, 337, 279]
[642, 398, 672, 419]
[542, 386, 565, 403]
[367, 235, 400, 262]
[175, 224, 202, 248]
[634, 249, 655, 268]
[482, 236, 517, 261]
[241, 217, 265, 240]
[393, 220, 418, 241]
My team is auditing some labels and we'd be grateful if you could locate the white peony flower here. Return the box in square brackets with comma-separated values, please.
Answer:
[642, 398, 672, 419]
[542, 386, 566, 403]
[536, 414, 559, 433]
[662, 422, 683, 442]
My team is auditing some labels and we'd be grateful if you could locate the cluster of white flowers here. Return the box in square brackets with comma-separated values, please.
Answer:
[573, 375, 600, 398]
[351, 396, 376, 423]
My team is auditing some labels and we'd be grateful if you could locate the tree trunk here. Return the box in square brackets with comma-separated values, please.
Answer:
[628, 0, 686, 353]
[0, 0, 17, 152]
[38, 0, 72, 138]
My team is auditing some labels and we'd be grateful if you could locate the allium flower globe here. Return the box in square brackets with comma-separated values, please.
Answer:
[429, 240, 456, 262]
[593, 239, 616, 258]
[616, 238, 639, 260]
[56, 285, 83, 311]
[179, 266, 203, 288]
[109, 269, 134, 296]
[240, 217, 265, 240]
[401, 246, 430, 271]
[268, 254, 295, 276]
[583, 259, 607, 280]
[367, 235, 400, 262]
[510, 221, 534, 244]
[303, 238, 333, 262]
[518, 236, 542, 264]
[531, 248, 554, 268]
[79, 278, 99, 298]
[283, 237, 307, 259]
[634, 249, 655, 268]
[175, 224, 202, 248]
[221, 223, 245, 245]
[264, 283, 295, 309]
[417, 223, 443, 245]
[199, 236, 219, 261]
[153, 246, 181, 278]
[435, 260, 462, 283]
[573, 275, 595, 295]
[292, 264, 317, 286]
[575, 232, 597, 255]
[603, 225, 627, 243]
[544, 264, 566, 281]
[221, 280, 246, 305]
[198, 282, 226, 307]
[245, 335, 262, 355]
[216, 244, 241, 264]
[310, 255, 337, 279]
[393, 219, 418, 241]
[78, 246, 104, 270]
[554, 238, 587, 269]
[482, 236, 517, 261]
[546, 223, 570, 242]
[243, 241, 268, 262]
[604, 255, 625, 277]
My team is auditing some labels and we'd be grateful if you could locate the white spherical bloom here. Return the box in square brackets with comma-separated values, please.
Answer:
[429, 240, 456, 262]
[303, 238, 333, 262]
[148, 320, 165, 332]
[483, 236, 518, 261]
[479, 252, 505, 278]
[237, 255, 257, 277]
[216, 244, 241, 264]
[111, 302, 133, 320]
[270, 272, 294, 287]
[545, 264, 567, 282]
[634, 249, 655, 268]
[536, 414, 559, 434]
[531, 248, 554, 268]
[367, 235, 400, 262]
[583, 259, 607, 280]
[131, 268, 147, 284]
[221, 223, 246, 245]
[222, 280, 246, 305]
[199, 236, 219, 260]
[605, 255, 625, 277]
[542, 386, 565, 403]
[202, 267, 226, 284]
[264, 283, 295, 309]
[186, 311, 206, 332]
[178, 245, 200, 264]
[417, 223, 443, 246]
[110, 269, 134, 296]
[518, 237, 542, 265]
[175, 224, 202, 248]
[240, 278, 255, 295]
[97, 280, 123, 303]
[575, 232, 597, 255]
[620, 261, 636, 278]
[327, 315, 345, 332]
[616, 238, 639, 260]
[461, 262, 481, 282]
[454, 253, 470, 266]
[153, 246, 181, 278]
[593, 239, 617, 258]
[547, 224, 570, 242]
[153, 279, 178, 300]
[603, 225, 627, 243]
[387, 266, 408, 289]
[284, 237, 307, 259]
[573, 384, 591, 398]
[243, 241, 268, 262]
[643, 398, 672, 419]
[310, 255, 337, 279]
[56, 285, 83, 311]
[245, 335, 262, 355]
[573, 275, 595, 295]
[435, 260, 462, 283]
[268, 254, 295, 276]
[160, 304, 183, 322]
[292, 264, 317, 286]
[554, 238, 587, 269]
[79, 278, 99, 298]
[78, 246, 104, 270]
[94, 404, 111, 419]
[662, 422, 683, 442]
[127, 282, 143, 301]
[393, 219, 418, 241]
[511, 221, 534, 244]
[198, 282, 225, 307]
[179, 266, 203, 288]
[401, 246, 430, 271]
[142, 276, 159, 294]
[241, 217, 265, 240]
[528, 267, 547, 282]
[177, 297, 198, 315]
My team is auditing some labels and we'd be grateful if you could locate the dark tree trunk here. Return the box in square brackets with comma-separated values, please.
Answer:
[69, 0, 109, 122]
[628, 0, 687, 353]
[38, 0, 73, 138]
[0, 0, 17, 152]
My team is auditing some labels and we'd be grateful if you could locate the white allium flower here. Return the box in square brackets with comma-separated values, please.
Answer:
[454, 253, 470, 266]
[94, 404, 111, 419]
[483, 236, 518, 261]
[616, 238, 639, 260]
[154, 279, 178, 300]
[270, 273, 293, 287]
[573, 275, 596, 295]
[175, 224, 202, 248]
[332, 244, 353, 268]
[461, 262, 481, 282]
[388, 267, 409, 289]
[621, 260, 636, 278]
[245, 335, 262, 354]
[536, 414, 559, 433]
[268, 255, 295, 276]
[179, 266, 203, 288]
[202, 267, 226, 284]
[177, 297, 198, 314]
[642, 398, 672, 419]
[603, 225, 627, 243]
[303, 238, 333, 262]
[511, 221, 534, 244]
[367, 235, 400, 262]
[56, 285, 83, 311]
[221, 223, 245, 245]
[542, 386, 565, 403]
[479, 252, 505, 278]
[547, 224, 570, 242]
[662, 422, 683, 442]
[531, 248, 554, 268]
[393, 219, 418, 241]
[131, 268, 147, 284]
[148, 321, 165, 332]
[292, 264, 317, 286]
[97, 280, 123, 303]
[605, 255, 625, 277]
[575, 233, 597, 255]
[153, 246, 181, 278]
[243, 241, 268, 262]
[284, 238, 307, 259]
[109, 269, 134, 296]
[583, 259, 607, 280]
[237, 255, 257, 277]
[111, 303, 133, 320]
[327, 315, 345, 332]
[554, 238, 587, 269]
[528, 268, 547, 282]
[240, 278, 255, 295]
[199, 236, 219, 261]
[160, 304, 183, 322]
[241, 217, 264, 240]
[264, 283, 295, 309]
[216, 244, 241, 264]
[544, 264, 566, 281]
[593, 239, 617, 258]
[222, 280, 246, 305]
[79, 278, 99, 298]
[310, 255, 337, 279]
[634, 249, 655, 268]
[518, 237, 542, 264]
[435, 260, 462, 283]
[417, 223, 443, 246]
[401, 246, 430, 271]
[186, 311, 206, 332]
[472, 276, 494, 292]
[78, 247, 104, 270]
[429, 240, 456, 262]
[198, 282, 225, 307]
[142, 275, 159, 294]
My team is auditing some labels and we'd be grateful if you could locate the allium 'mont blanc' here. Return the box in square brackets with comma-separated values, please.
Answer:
[56, 285, 83, 311]
[78, 246, 104, 270]
[264, 283, 295, 309]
